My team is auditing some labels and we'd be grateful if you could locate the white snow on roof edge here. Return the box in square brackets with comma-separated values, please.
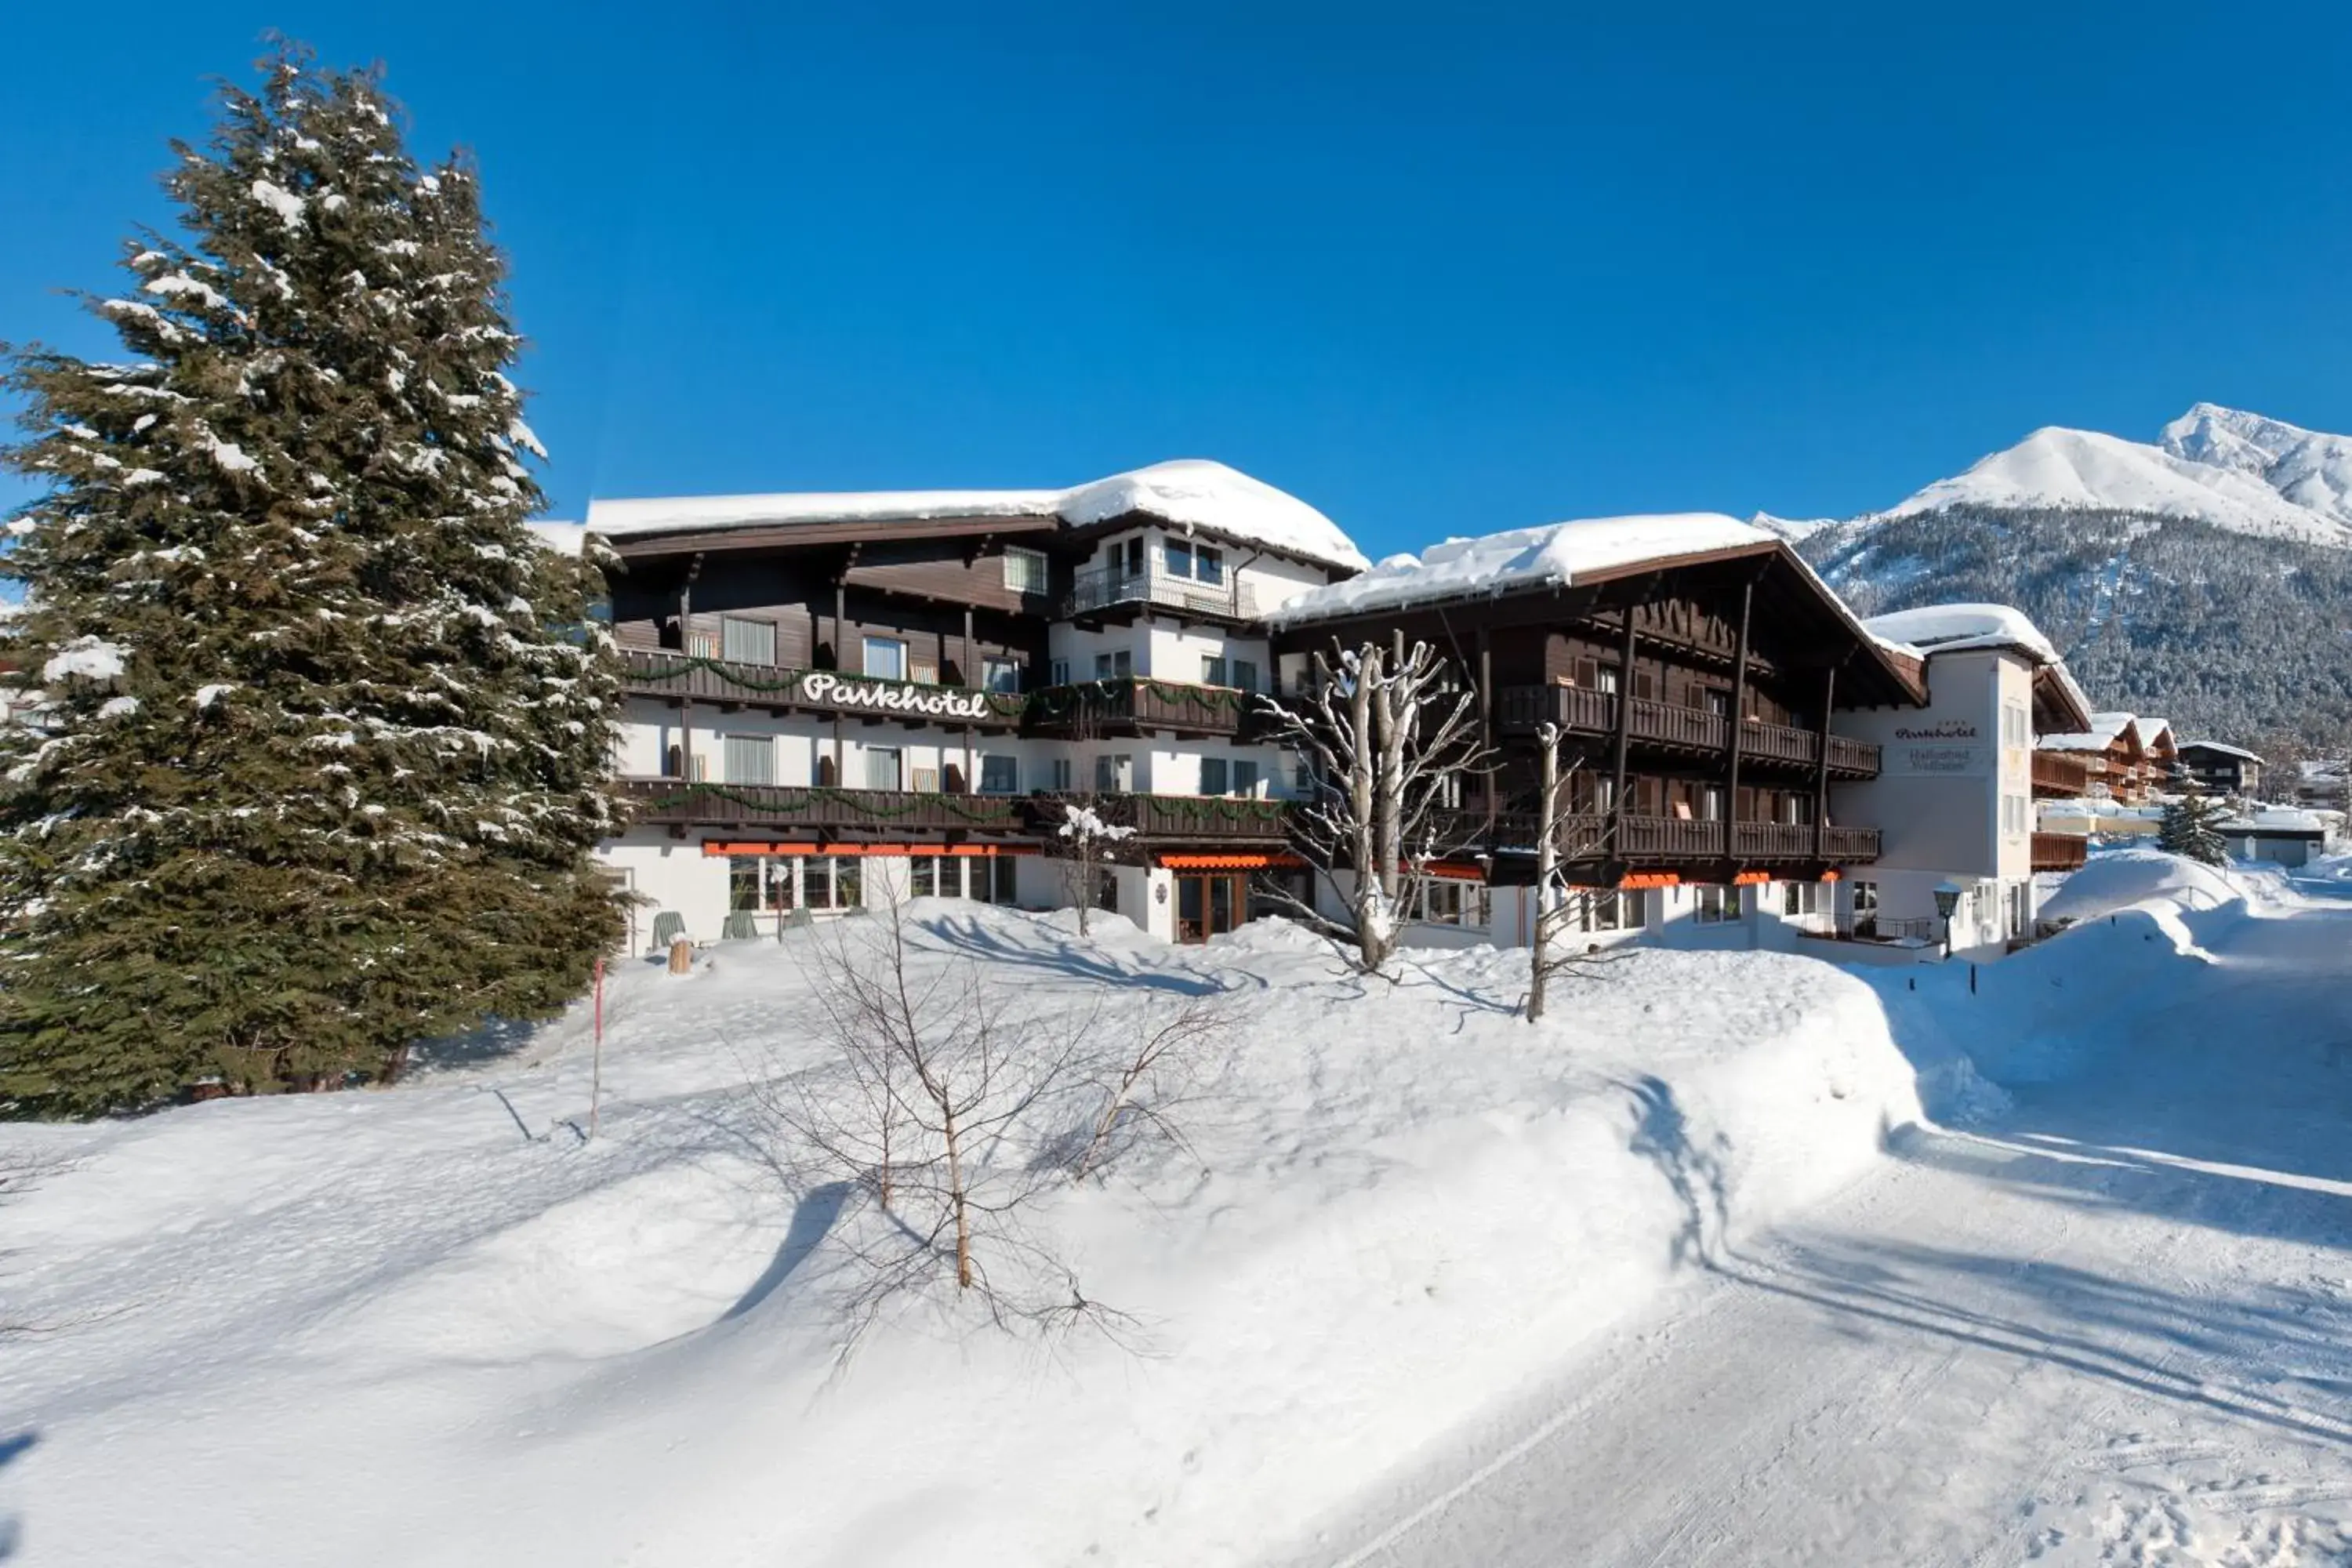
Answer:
[1263, 513, 1769, 628]
[583, 459, 1369, 573]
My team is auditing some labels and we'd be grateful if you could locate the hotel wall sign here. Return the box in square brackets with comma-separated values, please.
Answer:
[1888, 719, 1987, 777]
[797, 670, 998, 721]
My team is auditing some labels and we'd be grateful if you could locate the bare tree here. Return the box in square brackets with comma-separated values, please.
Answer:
[1524, 722, 1617, 1022]
[750, 892, 1221, 1346]
[1257, 634, 1488, 972]
[1054, 800, 1135, 939]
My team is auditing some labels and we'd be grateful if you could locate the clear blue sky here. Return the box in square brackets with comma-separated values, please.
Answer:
[6, 3, 2350, 559]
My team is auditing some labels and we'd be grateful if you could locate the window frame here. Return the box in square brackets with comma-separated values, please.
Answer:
[720, 615, 778, 666]
[722, 732, 775, 786]
[1002, 546, 1047, 597]
[862, 635, 908, 681]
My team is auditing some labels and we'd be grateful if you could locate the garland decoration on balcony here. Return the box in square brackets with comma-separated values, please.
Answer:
[1025, 677, 1251, 720]
[622, 653, 1026, 720]
[626, 782, 1025, 823]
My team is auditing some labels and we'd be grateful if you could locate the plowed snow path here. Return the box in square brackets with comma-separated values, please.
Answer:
[1297, 898, 2352, 1568]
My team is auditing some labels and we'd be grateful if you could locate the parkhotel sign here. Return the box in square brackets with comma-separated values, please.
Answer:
[1888, 718, 1989, 777]
[797, 670, 1001, 721]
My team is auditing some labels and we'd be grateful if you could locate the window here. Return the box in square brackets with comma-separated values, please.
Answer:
[910, 655, 938, 686]
[1200, 757, 1229, 796]
[1704, 688, 1733, 718]
[1095, 753, 1133, 793]
[1231, 659, 1258, 694]
[1294, 758, 1313, 792]
[1123, 538, 1145, 578]
[979, 755, 1019, 794]
[910, 855, 939, 898]
[912, 766, 939, 793]
[1596, 665, 1621, 696]
[862, 636, 906, 681]
[1003, 547, 1047, 596]
[1232, 759, 1260, 797]
[1193, 545, 1225, 586]
[2002, 703, 2031, 747]
[1782, 880, 1822, 916]
[721, 616, 777, 666]
[1165, 539, 1194, 579]
[1692, 884, 1737, 924]
[728, 855, 764, 913]
[687, 626, 719, 659]
[981, 657, 1022, 694]
[1202, 655, 1229, 686]
[1051, 757, 1073, 791]
[1700, 785, 1726, 822]
[723, 734, 773, 786]
[863, 747, 901, 790]
[1413, 877, 1490, 929]
[1569, 888, 1640, 932]
[1048, 658, 1070, 687]
[1094, 649, 1132, 681]
[1853, 880, 1878, 918]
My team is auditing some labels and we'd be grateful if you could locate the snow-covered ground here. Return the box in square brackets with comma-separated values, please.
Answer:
[5, 853, 2350, 1566]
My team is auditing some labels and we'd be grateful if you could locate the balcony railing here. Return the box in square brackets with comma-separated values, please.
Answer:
[1450, 811, 1882, 863]
[2031, 751, 2094, 797]
[1022, 791, 1290, 840]
[617, 648, 1025, 729]
[1024, 677, 1250, 738]
[1495, 685, 1881, 777]
[2031, 831, 2089, 872]
[619, 779, 1027, 833]
[1062, 564, 1261, 622]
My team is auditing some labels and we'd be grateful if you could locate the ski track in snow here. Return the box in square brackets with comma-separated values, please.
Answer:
[1291, 891, 2352, 1568]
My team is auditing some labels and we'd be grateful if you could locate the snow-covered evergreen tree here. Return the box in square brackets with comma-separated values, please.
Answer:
[2157, 779, 2230, 866]
[0, 48, 622, 1116]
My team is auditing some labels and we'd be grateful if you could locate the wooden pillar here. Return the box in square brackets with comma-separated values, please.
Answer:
[677, 568, 696, 782]
[964, 604, 976, 689]
[1812, 664, 1837, 860]
[833, 581, 849, 786]
[1609, 601, 1638, 855]
[1477, 625, 1495, 833]
[1723, 578, 1755, 860]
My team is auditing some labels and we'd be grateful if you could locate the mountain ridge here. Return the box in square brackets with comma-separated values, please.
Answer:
[1780, 404, 2352, 750]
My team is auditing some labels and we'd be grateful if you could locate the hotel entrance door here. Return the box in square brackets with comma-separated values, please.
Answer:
[1175, 872, 1247, 944]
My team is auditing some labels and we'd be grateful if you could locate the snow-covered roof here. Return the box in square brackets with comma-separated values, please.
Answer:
[583, 459, 1369, 573]
[2220, 807, 2328, 833]
[1263, 512, 1767, 627]
[2038, 712, 2139, 752]
[2178, 739, 2263, 762]
[2136, 716, 2175, 746]
[1860, 602, 2061, 665]
[524, 520, 585, 557]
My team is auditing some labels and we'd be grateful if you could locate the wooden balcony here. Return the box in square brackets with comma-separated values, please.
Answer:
[1022, 791, 1290, 841]
[619, 779, 1028, 834]
[2031, 831, 2089, 872]
[1023, 677, 1249, 739]
[1494, 685, 1881, 778]
[1453, 811, 1882, 865]
[2031, 751, 2094, 798]
[617, 648, 1025, 731]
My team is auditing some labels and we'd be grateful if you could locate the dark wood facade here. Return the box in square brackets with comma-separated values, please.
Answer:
[1268, 540, 1922, 888]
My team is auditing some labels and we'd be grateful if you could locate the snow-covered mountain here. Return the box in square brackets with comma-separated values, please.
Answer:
[1878, 405, 2352, 546]
[1782, 405, 2352, 749]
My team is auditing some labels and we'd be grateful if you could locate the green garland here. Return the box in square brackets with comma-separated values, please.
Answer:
[1026, 677, 1251, 721]
[629, 782, 1025, 823]
[621, 652, 1026, 719]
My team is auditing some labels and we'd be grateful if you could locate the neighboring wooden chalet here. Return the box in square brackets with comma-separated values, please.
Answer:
[2037, 713, 2152, 803]
[2176, 740, 2263, 797]
[1265, 514, 1926, 944]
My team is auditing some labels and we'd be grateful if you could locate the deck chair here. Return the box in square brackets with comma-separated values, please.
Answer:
[649, 911, 687, 951]
[721, 910, 760, 941]
[781, 907, 816, 933]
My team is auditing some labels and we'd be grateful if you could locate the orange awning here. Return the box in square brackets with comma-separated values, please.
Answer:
[1732, 869, 1772, 886]
[700, 842, 1034, 858]
[1157, 852, 1304, 870]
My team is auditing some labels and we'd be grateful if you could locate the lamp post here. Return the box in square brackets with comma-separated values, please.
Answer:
[1933, 880, 1965, 960]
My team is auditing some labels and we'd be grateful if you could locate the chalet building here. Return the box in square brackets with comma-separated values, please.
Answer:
[1262, 515, 1929, 955]
[581, 461, 1366, 948]
[1850, 604, 2096, 953]
[2176, 740, 2262, 798]
[2037, 713, 2151, 804]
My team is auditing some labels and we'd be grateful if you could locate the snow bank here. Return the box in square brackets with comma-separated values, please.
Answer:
[2037, 847, 2247, 925]
[1266, 512, 1769, 626]
[0, 909, 1925, 1568]
[585, 459, 1368, 572]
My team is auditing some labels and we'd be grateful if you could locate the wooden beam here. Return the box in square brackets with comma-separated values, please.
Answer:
[1609, 601, 1639, 858]
[1477, 625, 1495, 834]
[1813, 662, 1837, 860]
[1724, 576, 1755, 859]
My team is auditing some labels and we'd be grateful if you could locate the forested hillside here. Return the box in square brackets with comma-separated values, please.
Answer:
[1799, 505, 2352, 747]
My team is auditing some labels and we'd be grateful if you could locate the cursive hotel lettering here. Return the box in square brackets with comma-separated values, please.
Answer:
[797, 670, 993, 720]
[1893, 720, 1980, 742]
